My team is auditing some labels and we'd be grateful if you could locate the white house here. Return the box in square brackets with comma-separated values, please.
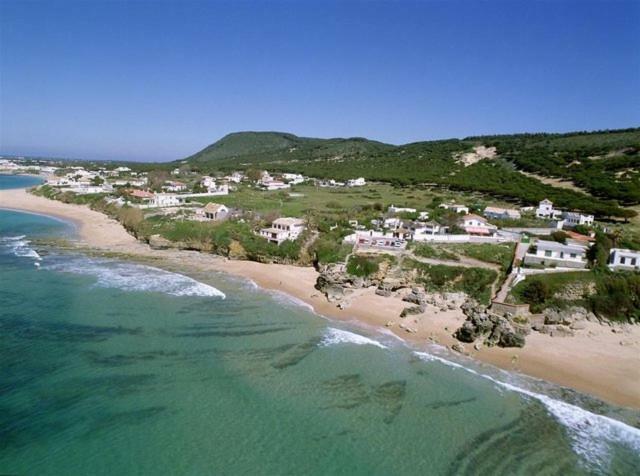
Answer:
[259, 217, 305, 245]
[205, 183, 230, 195]
[148, 193, 185, 208]
[282, 173, 305, 185]
[483, 206, 521, 220]
[388, 205, 417, 215]
[459, 214, 497, 235]
[163, 181, 187, 192]
[225, 172, 244, 183]
[524, 240, 589, 268]
[383, 217, 403, 229]
[348, 230, 407, 250]
[418, 211, 430, 221]
[536, 199, 563, 219]
[439, 203, 469, 214]
[260, 180, 290, 191]
[114, 166, 132, 174]
[347, 177, 366, 187]
[201, 176, 216, 189]
[562, 211, 594, 227]
[411, 221, 445, 241]
[201, 203, 229, 221]
[608, 248, 640, 271]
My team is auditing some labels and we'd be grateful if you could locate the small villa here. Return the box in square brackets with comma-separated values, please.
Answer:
[149, 193, 185, 208]
[483, 206, 521, 220]
[535, 199, 563, 219]
[260, 179, 290, 191]
[608, 248, 640, 271]
[459, 214, 497, 235]
[439, 203, 469, 214]
[259, 217, 305, 245]
[346, 177, 366, 187]
[562, 211, 594, 227]
[201, 203, 229, 221]
[524, 239, 589, 268]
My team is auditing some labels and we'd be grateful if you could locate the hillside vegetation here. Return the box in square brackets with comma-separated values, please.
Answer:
[181, 129, 640, 219]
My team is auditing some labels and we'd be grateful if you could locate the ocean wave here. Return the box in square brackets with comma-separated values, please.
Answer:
[44, 257, 225, 298]
[414, 351, 640, 469]
[320, 327, 388, 349]
[0, 236, 41, 260]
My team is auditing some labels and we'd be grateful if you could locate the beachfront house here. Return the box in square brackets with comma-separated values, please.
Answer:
[201, 203, 229, 221]
[411, 221, 446, 241]
[459, 214, 497, 235]
[562, 211, 594, 227]
[348, 230, 407, 250]
[524, 239, 589, 268]
[608, 248, 640, 271]
[483, 206, 521, 221]
[259, 217, 305, 245]
[439, 203, 469, 214]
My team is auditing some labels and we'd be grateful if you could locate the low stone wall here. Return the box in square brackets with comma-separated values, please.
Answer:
[490, 301, 530, 317]
[523, 254, 587, 269]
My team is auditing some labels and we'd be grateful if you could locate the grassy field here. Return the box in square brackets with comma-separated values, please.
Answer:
[191, 183, 521, 218]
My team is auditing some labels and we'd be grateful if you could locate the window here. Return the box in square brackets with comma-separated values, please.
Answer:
[632, 258, 637, 266]
[545, 250, 552, 257]
[570, 253, 576, 258]
[621, 257, 626, 264]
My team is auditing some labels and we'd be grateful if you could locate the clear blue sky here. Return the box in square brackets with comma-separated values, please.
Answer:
[1, 0, 639, 162]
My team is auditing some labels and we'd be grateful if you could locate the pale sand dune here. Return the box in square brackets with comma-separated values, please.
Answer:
[1, 187, 639, 409]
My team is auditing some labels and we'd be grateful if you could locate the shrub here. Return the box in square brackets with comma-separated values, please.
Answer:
[346, 255, 380, 277]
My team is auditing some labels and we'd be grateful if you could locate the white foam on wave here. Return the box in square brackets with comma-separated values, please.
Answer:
[320, 327, 388, 349]
[45, 257, 225, 298]
[414, 351, 640, 469]
[270, 290, 316, 313]
[0, 235, 41, 260]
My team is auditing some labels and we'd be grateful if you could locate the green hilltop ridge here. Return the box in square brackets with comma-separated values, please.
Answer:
[185, 131, 393, 165]
[182, 128, 640, 219]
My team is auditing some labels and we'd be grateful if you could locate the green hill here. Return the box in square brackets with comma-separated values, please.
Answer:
[182, 128, 640, 218]
[185, 131, 394, 166]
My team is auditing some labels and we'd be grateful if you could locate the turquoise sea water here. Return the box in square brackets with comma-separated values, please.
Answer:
[1, 177, 639, 475]
[0, 173, 43, 190]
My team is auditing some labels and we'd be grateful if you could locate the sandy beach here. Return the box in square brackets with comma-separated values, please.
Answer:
[2, 186, 639, 409]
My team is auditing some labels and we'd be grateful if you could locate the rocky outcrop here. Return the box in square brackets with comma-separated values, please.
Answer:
[543, 306, 597, 326]
[454, 300, 527, 348]
[400, 305, 426, 318]
[315, 262, 416, 303]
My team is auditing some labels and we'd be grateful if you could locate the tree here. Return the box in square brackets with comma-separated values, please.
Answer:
[91, 176, 104, 186]
[148, 170, 169, 191]
[246, 168, 263, 183]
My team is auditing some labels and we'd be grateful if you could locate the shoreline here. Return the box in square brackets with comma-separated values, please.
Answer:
[1, 187, 639, 409]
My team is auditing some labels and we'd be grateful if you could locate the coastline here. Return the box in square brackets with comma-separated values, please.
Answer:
[1, 187, 639, 409]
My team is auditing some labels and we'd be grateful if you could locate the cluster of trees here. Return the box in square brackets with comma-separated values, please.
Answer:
[486, 128, 640, 205]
